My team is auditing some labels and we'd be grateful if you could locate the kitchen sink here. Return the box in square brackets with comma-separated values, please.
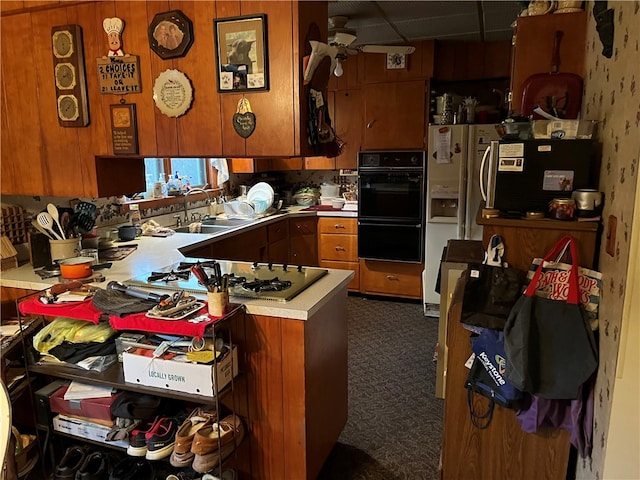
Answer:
[174, 217, 255, 234]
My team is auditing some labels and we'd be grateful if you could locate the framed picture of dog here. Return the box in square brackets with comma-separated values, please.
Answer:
[214, 14, 269, 92]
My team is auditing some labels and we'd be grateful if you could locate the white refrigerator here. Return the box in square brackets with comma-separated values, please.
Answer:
[422, 124, 501, 307]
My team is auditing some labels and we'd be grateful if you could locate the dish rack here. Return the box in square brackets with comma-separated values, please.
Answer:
[223, 200, 258, 219]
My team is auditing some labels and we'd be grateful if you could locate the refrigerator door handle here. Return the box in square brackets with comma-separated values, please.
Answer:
[480, 145, 491, 202]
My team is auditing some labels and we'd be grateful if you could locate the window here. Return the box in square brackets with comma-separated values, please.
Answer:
[143, 158, 221, 195]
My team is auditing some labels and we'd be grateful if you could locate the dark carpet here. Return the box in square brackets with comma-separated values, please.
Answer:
[318, 296, 443, 480]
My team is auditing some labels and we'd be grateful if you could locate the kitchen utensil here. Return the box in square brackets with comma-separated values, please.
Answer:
[47, 203, 65, 239]
[60, 212, 71, 238]
[58, 256, 94, 279]
[106, 281, 167, 302]
[75, 201, 97, 218]
[37, 212, 63, 240]
[31, 219, 53, 239]
[520, 31, 583, 119]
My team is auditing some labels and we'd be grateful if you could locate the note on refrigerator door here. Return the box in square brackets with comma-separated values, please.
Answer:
[435, 128, 452, 164]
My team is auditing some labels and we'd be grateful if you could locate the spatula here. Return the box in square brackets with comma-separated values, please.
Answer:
[37, 212, 63, 240]
[47, 203, 66, 239]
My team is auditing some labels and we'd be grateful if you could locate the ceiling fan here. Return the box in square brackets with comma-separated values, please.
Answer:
[304, 16, 416, 82]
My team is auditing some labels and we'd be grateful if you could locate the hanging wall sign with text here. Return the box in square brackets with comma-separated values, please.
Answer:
[97, 56, 141, 94]
[110, 103, 138, 154]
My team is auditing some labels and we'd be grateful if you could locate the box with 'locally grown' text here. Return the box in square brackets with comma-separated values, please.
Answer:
[122, 345, 238, 397]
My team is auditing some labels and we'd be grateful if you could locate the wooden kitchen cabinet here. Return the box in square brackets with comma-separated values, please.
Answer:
[318, 217, 359, 291]
[441, 217, 599, 480]
[289, 216, 318, 266]
[510, 11, 587, 115]
[359, 259, 423, 299]
[434, 41, 511, 81]
[331, 89, 363, 170]
[229, 158, 272, 174]
[267, 219, 289, 264]
[363, 80, 427, 150]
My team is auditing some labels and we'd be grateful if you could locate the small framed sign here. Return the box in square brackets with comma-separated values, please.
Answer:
[110, 103, 138, 155]
[97, 55, 141, 94]
[214, 14, 269, 92]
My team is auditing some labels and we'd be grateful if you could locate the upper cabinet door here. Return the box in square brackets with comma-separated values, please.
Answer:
[363, 80, 426, 150]
[510, 11, 587, 114]
[333, 89, 363, 170]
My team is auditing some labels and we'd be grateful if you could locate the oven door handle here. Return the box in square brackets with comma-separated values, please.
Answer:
[358, 222, 422, 228]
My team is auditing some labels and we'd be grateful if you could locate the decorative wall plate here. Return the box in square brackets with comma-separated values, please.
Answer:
[152, 69, 193, 117]
[148, 10, 194, 59]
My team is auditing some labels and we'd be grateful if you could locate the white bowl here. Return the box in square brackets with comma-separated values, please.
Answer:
[331, 198, 346, 209]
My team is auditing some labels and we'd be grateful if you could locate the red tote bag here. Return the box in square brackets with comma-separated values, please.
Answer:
[503, 236, 598, 399]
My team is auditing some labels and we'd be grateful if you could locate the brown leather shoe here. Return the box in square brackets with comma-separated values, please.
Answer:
[191, 414, 244, 473]
[169, 407, 216, 468]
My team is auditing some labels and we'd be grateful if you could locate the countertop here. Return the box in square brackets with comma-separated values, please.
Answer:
[1, 210, 355, 320]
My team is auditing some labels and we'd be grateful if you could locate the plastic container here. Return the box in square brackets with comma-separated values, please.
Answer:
[319, 196, 334, 206]
[320, 183, 339, 198]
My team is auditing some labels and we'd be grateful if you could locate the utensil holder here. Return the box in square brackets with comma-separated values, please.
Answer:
[207, 291, 229, 317]
[49, 238, 80, 261]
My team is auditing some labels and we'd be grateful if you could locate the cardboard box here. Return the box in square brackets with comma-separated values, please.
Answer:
[52, 414, 128, 449]
[122, 345, 238, 397]
[49, 385, 120, 422]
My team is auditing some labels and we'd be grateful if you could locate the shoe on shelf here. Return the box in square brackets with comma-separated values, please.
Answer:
[127, 417, 159, 457]
[191, 415, 244, 474]
[75, 450, 108, 480]
[12, 426, 40, 479]
[55, 445, 87, 480]
[145, 417, 178, 461]
[202, 470, 236, 480]
[169, 408, 217, 468]
[108, 457, 154, 480]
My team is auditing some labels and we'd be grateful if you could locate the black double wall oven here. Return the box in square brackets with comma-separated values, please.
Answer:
[357, 150, 426, 263]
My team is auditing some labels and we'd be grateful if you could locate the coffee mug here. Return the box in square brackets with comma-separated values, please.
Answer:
[118, 225, 137, 241]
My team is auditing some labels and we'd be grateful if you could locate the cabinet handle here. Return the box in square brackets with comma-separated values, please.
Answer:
[334, 224, 345, 229]
[366, 120, 376, 129]
[335, 246, 346, 251]
[386, 275, 398, 281]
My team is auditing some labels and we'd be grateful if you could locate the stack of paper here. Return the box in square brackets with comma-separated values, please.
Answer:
[63, 381, 114, 400]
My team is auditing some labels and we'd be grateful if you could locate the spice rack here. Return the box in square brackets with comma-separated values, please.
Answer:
[1, 204, 29, 245]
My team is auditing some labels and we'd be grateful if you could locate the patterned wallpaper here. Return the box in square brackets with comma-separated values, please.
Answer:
[578, 1, 639, 478]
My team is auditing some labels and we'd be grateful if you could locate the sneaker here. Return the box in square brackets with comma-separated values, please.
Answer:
[145, 417, 178, 460]
[75, 450, 108, 480]
[108, 457, 154, 480]
[191, 415, 244, 474]
[169, 408, 217, 468]
[127, 417, 159, 457]
[55, 445, 86, 480]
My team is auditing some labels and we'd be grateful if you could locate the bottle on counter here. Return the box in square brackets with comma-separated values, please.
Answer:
[130, 204, 142, 235]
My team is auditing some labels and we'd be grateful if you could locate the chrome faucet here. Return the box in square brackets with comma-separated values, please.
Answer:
[183, 188, 212, 222]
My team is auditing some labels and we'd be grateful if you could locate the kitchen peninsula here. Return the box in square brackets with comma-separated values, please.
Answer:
[1, 218, 353, 480]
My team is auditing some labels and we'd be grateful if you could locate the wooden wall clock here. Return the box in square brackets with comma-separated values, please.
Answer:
[52, 24, 89, 127]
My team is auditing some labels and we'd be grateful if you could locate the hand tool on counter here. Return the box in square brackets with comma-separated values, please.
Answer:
[106, 281, 168, 302]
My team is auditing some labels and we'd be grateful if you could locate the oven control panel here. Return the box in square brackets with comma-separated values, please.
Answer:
[358, 150, 425, 170]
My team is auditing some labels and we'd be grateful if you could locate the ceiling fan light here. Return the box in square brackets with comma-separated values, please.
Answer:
[334, 59, 344, 77]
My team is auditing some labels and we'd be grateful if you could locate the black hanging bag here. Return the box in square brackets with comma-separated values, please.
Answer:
[504, 236, 598, 399]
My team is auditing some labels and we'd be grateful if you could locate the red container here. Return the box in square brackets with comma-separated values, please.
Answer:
[49, 384, 120, 422]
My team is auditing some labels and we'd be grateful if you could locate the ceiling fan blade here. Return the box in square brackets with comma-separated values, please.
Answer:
[331, 32, 357, 47]
[360, 45, 416, 55]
